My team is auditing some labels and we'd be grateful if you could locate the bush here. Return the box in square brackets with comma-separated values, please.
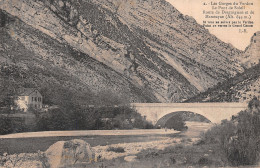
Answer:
[226, 110, 260, 166]
[169, 156, 176, 164]
[0, 116, 13, 135]
[93, 105, 154, 130]
[197, 157, 212, 166]
[33, 104, 154, 131]
[107, 147, 125, 153]
[201, 120, 236, 144]
[202, 98, 260, 166]
[165, 115, 188, 131]
[0, 114, 31, 135]
[35, 105, 97, 131]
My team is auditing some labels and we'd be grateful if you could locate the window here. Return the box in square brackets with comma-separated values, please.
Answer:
[35, 97, 37, 101]
[35, 104, 37, 108]
[38, 97, 41, 102]
[32, 97, 34, 101]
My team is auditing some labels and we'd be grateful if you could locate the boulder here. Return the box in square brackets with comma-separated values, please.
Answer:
[45, 139, 95, 168]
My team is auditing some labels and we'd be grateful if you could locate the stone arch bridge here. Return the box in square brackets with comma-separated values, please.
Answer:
[132, 103, 247, 125]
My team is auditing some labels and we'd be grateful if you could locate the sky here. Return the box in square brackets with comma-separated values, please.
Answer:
[166, 0, 260, 50]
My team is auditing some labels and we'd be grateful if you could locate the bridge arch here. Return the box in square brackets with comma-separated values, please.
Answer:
[155, 111, 211, 128]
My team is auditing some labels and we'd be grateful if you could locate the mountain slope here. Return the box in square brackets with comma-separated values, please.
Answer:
[0, 10, 157, 105]
[0, 0, 245, 103]
[91, 0, 243, 89]
[185, 63, 260, 103]
[186, 32, 260, 103]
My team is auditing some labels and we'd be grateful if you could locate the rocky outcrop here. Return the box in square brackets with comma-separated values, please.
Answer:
[240, 32, 260, 68]
[45, 139, 95, 168]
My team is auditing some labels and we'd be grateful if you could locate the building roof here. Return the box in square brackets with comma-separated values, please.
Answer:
[18, 88, 39, 96]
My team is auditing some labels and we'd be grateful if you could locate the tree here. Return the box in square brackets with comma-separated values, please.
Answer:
[165, 115, 187, 131]
[248, 96, 260, 112]
[0, 115, 13, 135]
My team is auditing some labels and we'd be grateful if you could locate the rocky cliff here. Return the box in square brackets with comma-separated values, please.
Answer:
[0, 0, 246, 103]
[240, 31, 260, 68]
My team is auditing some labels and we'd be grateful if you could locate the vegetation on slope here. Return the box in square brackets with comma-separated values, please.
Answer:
[201, 97, 260, 166]
[186, 63, 260, 102]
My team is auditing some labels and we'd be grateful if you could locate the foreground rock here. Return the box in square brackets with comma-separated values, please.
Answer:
[45, 139, 95, 168]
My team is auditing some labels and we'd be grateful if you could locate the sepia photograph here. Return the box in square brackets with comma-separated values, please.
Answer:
[0, 0, 259, 167]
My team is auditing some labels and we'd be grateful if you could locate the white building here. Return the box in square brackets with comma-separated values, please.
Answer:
[16, 88, 43, 112]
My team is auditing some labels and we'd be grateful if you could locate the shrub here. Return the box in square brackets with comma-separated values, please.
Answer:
[226, 110, 260, 166]
[0, 116, 13, 135]
[187, 138, 192, 142]
[169, 156, 176, 164]
[94, 105, 154, 130]
[197, 157, 211, 166]
[107, 147, 125, 153]
[165, 115, 188, 131]
[202, 98, 260, 166]
[180, 139, 186, 143]
[174, 144, 184, 149]
[201, 120, 236, 144]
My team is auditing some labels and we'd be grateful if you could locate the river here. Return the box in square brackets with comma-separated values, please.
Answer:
[0, 122, 213, 155]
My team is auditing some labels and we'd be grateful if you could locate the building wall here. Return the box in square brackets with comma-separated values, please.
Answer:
[28, 91, 43, 109]
[16, 96, 29, 111]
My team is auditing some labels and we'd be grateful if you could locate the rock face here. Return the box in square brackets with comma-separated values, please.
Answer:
[0, 0, 246, 103]
[240, 32, 260, 68]
[92, 0, 243, 88]
[186, 31, 260, 103]
[45, 139, 95, 168]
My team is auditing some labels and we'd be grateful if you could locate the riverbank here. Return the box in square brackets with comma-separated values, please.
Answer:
[0, 122, 214, 167]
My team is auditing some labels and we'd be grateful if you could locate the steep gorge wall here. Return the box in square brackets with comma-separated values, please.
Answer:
[0, 0, 248, 103]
